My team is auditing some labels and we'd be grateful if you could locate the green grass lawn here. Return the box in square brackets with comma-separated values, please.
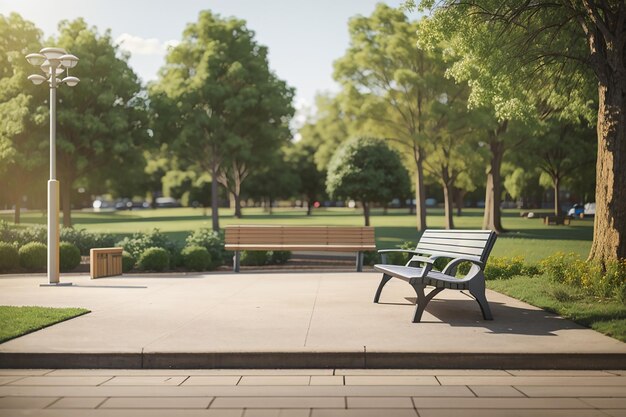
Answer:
[1, 206, 593, 263]
[0, 306, 90, 343]
[488, 276, 626, 342]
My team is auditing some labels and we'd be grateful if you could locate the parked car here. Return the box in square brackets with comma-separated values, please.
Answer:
[155, 197, 181, 208]
[567, 202, 595, 217]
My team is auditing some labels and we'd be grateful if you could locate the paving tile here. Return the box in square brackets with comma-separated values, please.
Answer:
[312, 410, 418, 417]
[412, 397, 591, 409]
[183, 376, 241, 386]
[0, 396, 58, 409]
[417, 411, 607, 417]
[211, 397, 344, 408]
[506, 370, 616, 377]
[517, 386, 626, 397]
[47, 369, 331, 376]
[48, 397, 106, 409]
[102, 376, 187, 386]
[347, 396, 414, 408]
[310, 376, 344, 386]
[8, 376, 112, 386]
[243, 409, 311, 417]
[0, 410, 243, 417]
[0, 370, 52, 376]
[100, 396, 213, 409]
[336, 369, 507, 376]
[344, 376, 438, 385]
[604, 411, 626, 417]
[580, 398, 626, 408]
[468, 385, 524, 397]
[438, 376, 626, 386]
[239, 376, 311, 386]
[0, 377, 22, 385]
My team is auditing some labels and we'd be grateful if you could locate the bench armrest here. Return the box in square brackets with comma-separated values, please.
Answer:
[442, 257, 484, 276]
[378, 249, 434, 266]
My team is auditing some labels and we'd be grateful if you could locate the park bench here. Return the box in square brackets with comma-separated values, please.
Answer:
[543, 215, 571, 226]
[373, 229, 497, 323]
[224, 225, 376, 272]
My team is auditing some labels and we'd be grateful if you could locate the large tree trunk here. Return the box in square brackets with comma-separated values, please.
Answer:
[454, 187, 465, 217]
[553, 176, 562, 216]
[414, 146, 427, 231]
[482, 139, 505, 233]
[210, 161, 220, 231]
[588, 80, 626, 264]
[363, 201, 370, 226]
[443, 181, 454, 230]
[306, 198, 313, 216]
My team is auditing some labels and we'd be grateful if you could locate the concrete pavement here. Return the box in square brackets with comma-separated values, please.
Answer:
[1, 271, 625, 369]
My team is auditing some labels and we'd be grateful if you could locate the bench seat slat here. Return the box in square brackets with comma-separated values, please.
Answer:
[416, 243, 485, 257]
[419, 237, 491, 248]
[421, 231, 493, 240]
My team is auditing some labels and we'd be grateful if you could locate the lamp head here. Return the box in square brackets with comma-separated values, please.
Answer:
[25, 53, 46, 66]
[59, 54, 79, 69]
[40, 47, 67, 60]
[27, 74, 47, 85]
[61, 76, 80, 87]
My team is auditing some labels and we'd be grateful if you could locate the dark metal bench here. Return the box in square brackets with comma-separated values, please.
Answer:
[373, 229, 497, 322]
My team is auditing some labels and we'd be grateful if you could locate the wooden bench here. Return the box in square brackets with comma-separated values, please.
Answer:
[224, 225, 376, 272]
[373, 229, 497, 322]
[90, 247, 123, 279]
[543, 215, 571, 226]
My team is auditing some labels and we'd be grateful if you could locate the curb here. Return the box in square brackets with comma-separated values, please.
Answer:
[2, 352, 625, 370]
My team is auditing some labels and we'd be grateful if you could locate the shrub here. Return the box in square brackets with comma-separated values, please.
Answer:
[185, 228, 226, 268]
[383, 241, 417, 265]
[19, 242, 47, 270]
[484, 256, 526, 280]
[0, 220, 19, 244]
[137, 247, 170, 272]
[59, 242, 81, 272]
[268, 250, 291, 265]
[117, 229, 180, 264]
[16, 226, 47, 247]
[241, 250, 268, 266]
[182, 245, 211, 271]
[363, 251, 380, 266]
[0, 242, 19, 271]
[122, 251, 135, 273]
[60, 227, 117, 255]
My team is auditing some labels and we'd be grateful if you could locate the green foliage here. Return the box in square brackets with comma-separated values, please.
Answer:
[383, 241, 417, 265]
[484, 256, 533, 280]
[363, 251, 380, 266]
[326, 137, 410, 224]
[268, 250, 291, 265]
[122, 251, 135, 273]
[59, 242, 81, 272]
[540, 252, 626, 301]
[117, 229, 180, 264]
[241, 250, 268, 266]
[60, 227, 116, 255]
[185, 228, 225, 269]
[181, 245, 212, 271]
[18, 242, 47, 270]
[0, 242, 19, 271]
[137, 247, 170, 272]
[0, 306, 89, 344]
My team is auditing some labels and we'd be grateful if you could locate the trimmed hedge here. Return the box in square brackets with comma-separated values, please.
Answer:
[0, 242, 19, 271]
[59, 242, 81, 272]
[19, 242, 47, 270]
[182, 245, 211, 271]
[138, 247, 170, 272]
[122, 251, 135, 273]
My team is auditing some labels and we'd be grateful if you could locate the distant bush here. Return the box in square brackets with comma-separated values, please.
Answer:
[60, 227, 116, 255]
[185, 228, 225, 269]
[382, 241, 417, 265]
[268, 250, 291, 265]
[363, 251, 380, 266]
[137, 247, 170, 272]
[122, 251, 135, 273]
[484, 256, 528, 280]
[19, 242, 47, 270]
[59, 242, 81, 272]
[182, 245, 211, 271]
[241, 250, 268, 266]
[117, 229, 180, 265]
[0, 242, 19, 271]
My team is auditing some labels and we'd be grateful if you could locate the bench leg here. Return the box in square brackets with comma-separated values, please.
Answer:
[469, 274, 493, 320]
[373, 273, 392, 303]
[356, 252, 363, 272]
[410, 283, 444, 323]
[233, 251, 240, 273]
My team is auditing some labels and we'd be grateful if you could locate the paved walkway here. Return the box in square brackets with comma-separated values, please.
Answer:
[1, 368, 625, 416]
[1, 272, 625, 369]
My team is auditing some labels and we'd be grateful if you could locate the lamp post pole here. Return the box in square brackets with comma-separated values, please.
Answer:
[26, 47, 79, 286]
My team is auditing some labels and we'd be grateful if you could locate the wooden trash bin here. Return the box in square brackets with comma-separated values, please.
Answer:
[90, 247, 123, 279]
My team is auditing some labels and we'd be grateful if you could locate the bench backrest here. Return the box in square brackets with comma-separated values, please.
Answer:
[414, 229, 497, 263]
[225, 225, 375, 246]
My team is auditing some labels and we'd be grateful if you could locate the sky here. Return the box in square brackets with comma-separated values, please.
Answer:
[0, 0, 411, 117]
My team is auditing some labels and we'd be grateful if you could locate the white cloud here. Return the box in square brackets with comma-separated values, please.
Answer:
[115, 33, 178, 56]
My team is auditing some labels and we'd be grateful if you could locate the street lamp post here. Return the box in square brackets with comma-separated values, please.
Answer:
[26, 47, 79, 286]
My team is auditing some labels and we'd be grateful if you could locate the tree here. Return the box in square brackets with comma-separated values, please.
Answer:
[334, 4, 448, 231]
[285, 140, 327, 215]
[150, 10, 293, 228]
[412, 0, 624, 264]
[326, 137, 410, 226]
[54, 18, 148, 226]
[0, 13, 45, 223]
